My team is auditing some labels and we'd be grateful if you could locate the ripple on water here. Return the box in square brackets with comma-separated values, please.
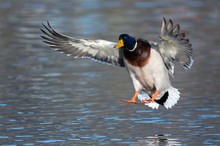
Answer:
[41, 72, 62, 77]
[7, 127, 24, 131]
[15, 135, 33, 138]
[199, 114, 220, 119]
[0, 136, 9, 139]
[0, 104, 7, 107]
[37, 139, 66, 143]
[104, 116, 168, 124]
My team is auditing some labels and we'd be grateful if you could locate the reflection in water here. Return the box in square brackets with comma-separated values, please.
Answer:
[0, 0, 220, 145]
[136, 134, 181, 146]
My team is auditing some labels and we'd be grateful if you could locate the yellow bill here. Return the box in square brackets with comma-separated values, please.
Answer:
[115, 39, 124, 49]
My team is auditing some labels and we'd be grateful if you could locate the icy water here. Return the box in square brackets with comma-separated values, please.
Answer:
[0, 0, 220, 145]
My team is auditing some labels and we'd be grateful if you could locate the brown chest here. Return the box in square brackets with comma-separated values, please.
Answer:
[123, 39, 151, 67]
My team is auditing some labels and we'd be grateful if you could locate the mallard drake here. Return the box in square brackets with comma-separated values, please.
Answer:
[41, 18, 193, 109]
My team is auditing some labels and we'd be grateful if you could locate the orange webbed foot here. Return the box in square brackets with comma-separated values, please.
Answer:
[122, 90, 138, 104]
[142, 90, 159, 104]
[142, 99, 154, 104]
[122, 99, 137, 104]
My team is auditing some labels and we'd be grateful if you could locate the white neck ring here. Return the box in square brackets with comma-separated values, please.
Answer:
[130, 41, 137, 52]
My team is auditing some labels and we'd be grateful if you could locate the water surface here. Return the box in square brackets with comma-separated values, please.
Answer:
[0, 0, 220, 145]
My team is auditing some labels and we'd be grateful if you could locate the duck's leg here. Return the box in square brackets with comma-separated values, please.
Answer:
[122, 91, 138, 104]
[144, 90, 158, 104]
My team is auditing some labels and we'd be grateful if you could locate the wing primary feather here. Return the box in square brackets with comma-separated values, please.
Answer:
[43, 40, 57, 46]
[167, 19, 173, 35]
[158, 18, 193, 75]
[42, 23, 55, 36]
[48, 23, 68, 40]
[172, 24, 180, 35]
[161, 17, 167, 36]
[40, 35, 54, 42]
[40, 28, 53, 38]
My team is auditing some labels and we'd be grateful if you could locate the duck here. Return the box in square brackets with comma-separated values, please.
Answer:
[41, 18, 193, 109]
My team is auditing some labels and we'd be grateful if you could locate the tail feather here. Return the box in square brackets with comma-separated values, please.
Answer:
[138, 87, 180, 109]
[163, 87, 180, 109]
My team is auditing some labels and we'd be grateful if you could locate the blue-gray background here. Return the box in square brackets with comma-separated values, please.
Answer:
[0, 0, 219, 145]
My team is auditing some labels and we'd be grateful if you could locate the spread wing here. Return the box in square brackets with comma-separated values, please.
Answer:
[157, 18, 193, 76]
[40, 21, 125, 67]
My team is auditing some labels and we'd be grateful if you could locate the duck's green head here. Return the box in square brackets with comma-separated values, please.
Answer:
[115, 34, 136, 51]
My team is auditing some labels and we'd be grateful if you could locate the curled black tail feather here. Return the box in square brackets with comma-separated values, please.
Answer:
[155, 92, 169, 106]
